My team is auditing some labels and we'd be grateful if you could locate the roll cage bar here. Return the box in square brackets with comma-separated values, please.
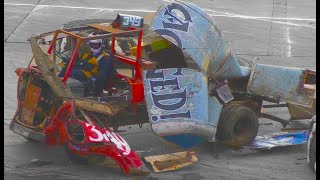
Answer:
[46, 23, 144, 84]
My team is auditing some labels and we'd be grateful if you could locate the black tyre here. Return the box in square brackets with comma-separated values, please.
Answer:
[308, 116, 316, 172]
[216, 104, 259, 147]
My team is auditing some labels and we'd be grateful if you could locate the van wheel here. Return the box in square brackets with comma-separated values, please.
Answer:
[216, 104, 259, 147]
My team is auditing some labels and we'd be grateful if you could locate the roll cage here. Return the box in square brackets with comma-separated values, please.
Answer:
[44, 22, 146, 103]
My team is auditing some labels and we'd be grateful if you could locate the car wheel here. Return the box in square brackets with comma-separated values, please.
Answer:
[216, 104, 259, 147]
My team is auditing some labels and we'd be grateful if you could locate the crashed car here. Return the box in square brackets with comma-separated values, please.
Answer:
[10, 1, 316, 175]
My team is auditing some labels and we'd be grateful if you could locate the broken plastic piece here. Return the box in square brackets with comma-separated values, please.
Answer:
[144, 151, 198, 173]
[243, 130, 308, 149]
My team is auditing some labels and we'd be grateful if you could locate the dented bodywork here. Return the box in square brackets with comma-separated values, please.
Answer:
[9, 0, 316, 175]
[11, 36, 144, 174]
[143, 68, 219, 147]
[143, 1, 316, 147]
[247, 64, 315, 107]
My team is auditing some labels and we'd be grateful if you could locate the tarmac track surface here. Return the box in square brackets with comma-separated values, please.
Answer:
[4, 0, 316, 179]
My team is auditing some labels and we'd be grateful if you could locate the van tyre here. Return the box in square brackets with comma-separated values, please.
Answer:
[216, 104, 259, 147]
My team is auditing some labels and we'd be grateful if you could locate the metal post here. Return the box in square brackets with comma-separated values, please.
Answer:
[134, 30, 143, 81]
[111, 35, 116, 54]
[47, 31, 59, 54]
[62, 39, 82, 83]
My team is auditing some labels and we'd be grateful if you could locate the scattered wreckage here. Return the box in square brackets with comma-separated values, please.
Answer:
[9, 1, 316, 175]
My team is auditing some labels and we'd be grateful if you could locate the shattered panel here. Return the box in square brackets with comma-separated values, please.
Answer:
[150, 1, 245, 80]
[143, 68, 218, 147]
[28, 36, 123, 117]
[20, 84, 42, 126]
[247, 64, 315, 107]
[144, 151, 198, 172]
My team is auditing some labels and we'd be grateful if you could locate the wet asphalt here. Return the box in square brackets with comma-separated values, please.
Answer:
[4, 0, 316, 179]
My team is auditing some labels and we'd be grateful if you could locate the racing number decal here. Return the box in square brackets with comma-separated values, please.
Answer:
[106, 131, 131, 155]
[85, 123, 131, 155]
[88, 125, 104, 142]
[122, 16, 142, 27]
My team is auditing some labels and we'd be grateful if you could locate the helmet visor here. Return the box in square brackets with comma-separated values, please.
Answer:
[89, 42, 101, 50]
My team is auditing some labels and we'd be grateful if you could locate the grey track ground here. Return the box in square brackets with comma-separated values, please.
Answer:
[4, 0, 316, 179]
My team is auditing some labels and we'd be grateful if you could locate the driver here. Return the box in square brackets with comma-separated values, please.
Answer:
[59, 32, 116, 96]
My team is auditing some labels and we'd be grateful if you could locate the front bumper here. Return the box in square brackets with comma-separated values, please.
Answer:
[9, 121, 46, 142]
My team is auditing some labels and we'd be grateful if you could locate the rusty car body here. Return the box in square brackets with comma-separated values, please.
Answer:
[9, 0, 316, 174]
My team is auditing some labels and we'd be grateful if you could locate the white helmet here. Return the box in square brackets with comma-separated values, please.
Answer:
[88, 33, 102, 54]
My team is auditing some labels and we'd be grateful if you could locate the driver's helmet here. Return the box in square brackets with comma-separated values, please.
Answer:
[88, 33, 102, 54]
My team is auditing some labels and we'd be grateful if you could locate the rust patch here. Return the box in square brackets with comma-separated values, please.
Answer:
[144, 151, 198, 173]
[21, 84, 42, 126]
[153, 152, 193, 171]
